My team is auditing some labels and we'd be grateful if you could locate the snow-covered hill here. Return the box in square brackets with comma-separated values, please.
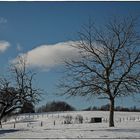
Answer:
[0, 111, 140, 139]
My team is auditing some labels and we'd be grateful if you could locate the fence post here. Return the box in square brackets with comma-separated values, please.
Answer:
[14, 123, 16, 128]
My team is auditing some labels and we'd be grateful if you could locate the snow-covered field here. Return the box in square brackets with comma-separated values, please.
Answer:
[0, 111, 140, 139]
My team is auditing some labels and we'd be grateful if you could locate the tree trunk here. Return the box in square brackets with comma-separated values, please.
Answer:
[0, 120, 2, 128]
[109, 98, 115, 127]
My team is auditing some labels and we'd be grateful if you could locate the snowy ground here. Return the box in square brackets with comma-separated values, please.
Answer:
[0, 111, 140, 139]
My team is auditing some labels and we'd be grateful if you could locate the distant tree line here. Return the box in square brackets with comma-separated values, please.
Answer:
[83, 104, 140, 112]
[20, 102, 35, 113]
[8, 100, 139, 114]
[37, 101, 75, 113]
[36, 101, 140, 113]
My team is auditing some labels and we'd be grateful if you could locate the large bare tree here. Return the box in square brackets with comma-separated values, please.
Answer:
[0, 78, 17, 128]
[0, 55, 41, 128]
[59, 16, 140, 127]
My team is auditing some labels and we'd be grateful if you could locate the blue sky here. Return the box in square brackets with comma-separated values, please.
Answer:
[0, 1, 140, 109]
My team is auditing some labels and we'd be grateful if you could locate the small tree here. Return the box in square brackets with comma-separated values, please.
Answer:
[59, 16, 140, 127]
[75, 114, 83, 124]
[64, 115, 73, 124]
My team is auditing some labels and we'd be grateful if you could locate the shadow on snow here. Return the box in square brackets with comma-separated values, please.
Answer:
[0, 129, 20, 135]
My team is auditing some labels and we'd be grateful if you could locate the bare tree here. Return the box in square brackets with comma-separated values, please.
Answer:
[59, 16, 140, 127]
[0, 78, 17, 128]
[0, 55, 41, 128]
[11, 55, 41, 104]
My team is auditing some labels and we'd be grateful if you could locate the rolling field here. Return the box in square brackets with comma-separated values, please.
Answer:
[0, 111, 140, 139]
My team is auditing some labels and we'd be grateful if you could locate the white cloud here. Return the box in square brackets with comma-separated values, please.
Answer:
[0, 41, 10, 53]
[12, 41, 80, 70]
